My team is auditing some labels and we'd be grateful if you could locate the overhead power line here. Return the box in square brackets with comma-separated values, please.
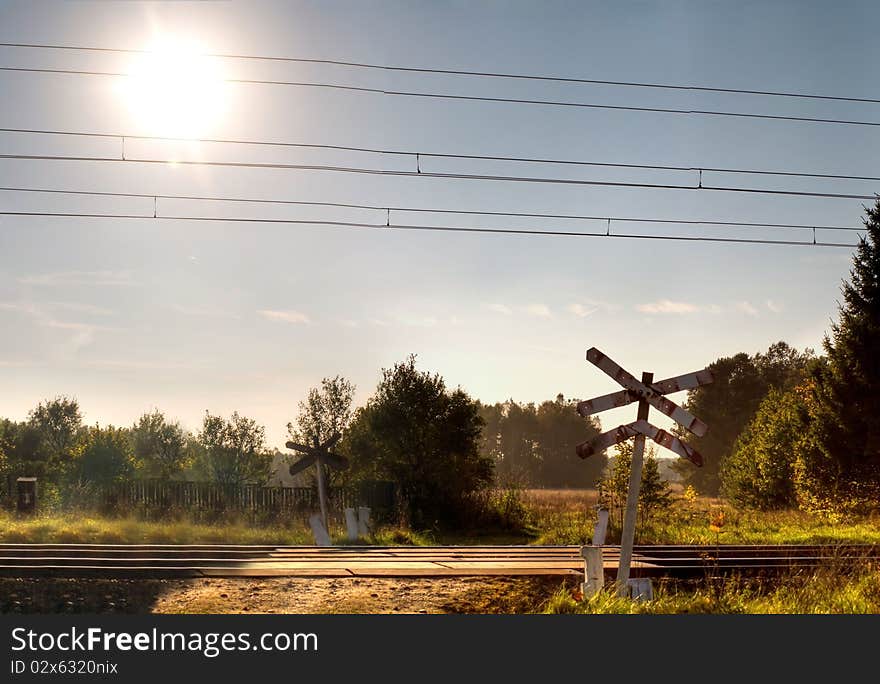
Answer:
[0, 209, 858, 249]
[0, 184, 863, 232]
[4, 126, 880, 184]
[0, 185, 863, 247]
[1, 151, 875, 202]
[3, 65, 880, 128]
[2, 41, 878, 105]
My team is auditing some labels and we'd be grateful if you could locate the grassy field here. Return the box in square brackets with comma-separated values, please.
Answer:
[0, 510, 436, 546]
[3, 488, 880, 547]
[0, 512, 314, 545]
[527, 488, 880, 546]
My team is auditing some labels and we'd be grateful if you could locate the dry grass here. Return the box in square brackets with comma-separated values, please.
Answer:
[523, 488, 880, 546]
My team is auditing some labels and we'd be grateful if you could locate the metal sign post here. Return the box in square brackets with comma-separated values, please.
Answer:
[616, 371, 651, 593]
[576, 347, 713, 597]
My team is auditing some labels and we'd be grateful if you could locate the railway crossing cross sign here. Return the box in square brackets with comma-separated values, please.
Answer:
[286, 432, 350, 532]
[576, 347, 713, 595]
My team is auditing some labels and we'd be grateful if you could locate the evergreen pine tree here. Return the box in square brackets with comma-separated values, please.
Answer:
[809, 199, 880, 508]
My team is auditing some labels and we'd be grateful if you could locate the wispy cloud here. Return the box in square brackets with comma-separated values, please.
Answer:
[0, 302, 38, 315]
[0, 301, 113, 317]
[766, 299, 783, 313]
[524, 304, 552, 318]
[170, 304, 240, 320]
[83, 359, 195, 371]
[258, 309, 311, 324]
[400, 316, 439, 328]
[486, 303, 512, 315]
[19, 270, 135, 287]
[43, 320, 117, 351]
[736, 301, 759, 316]
[637, 299, 700, 314]
[49, 302, 114, 316]
[568, 303, 598, 318]
[0, 300, 117, 352]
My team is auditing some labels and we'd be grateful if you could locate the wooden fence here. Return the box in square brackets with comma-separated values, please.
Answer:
[97, 479, 398, 522]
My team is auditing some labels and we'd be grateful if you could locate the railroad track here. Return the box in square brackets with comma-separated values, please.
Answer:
[1, 543, 878, 578]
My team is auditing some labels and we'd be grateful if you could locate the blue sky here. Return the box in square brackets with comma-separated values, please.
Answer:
[0, 1, 876, 448]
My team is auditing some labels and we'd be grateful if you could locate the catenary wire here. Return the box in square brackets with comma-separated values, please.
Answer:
[0, 152, 876, 201]
[0, 209, 859, 248]
[2, 41, 879, 105]
[4, 126, 880, 184]
[3, 65, 880, 128]
[0, 184, 864, 232]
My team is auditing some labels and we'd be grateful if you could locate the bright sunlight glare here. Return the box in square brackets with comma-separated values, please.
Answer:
[120, 38, 227, 138]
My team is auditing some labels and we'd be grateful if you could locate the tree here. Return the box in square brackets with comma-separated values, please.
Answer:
[534, 394, 604, 487]
[597, 442, 671, 530]
[673, 342, 813, 495]
[287, 376, 355, 485]
[0, 420, 11, 490]
[197, 412, 272, 487]
[345, 355, 492, 528]
[71, 425, 135, 486]
[3, 421, 48, 479]
[131, 410, 189, 480]
[805, 200, 880, 511]
[27, 396, 83, 475]
[721, 387, 804, 510]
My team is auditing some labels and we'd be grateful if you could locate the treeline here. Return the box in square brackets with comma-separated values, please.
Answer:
[0, 402, 276, 505]
[478, 395, 605, 488]
[678, 200, 880, 517]
[0, 356, 605, 529]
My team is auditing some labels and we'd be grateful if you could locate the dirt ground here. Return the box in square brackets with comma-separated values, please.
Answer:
[0, 575, 579, 614]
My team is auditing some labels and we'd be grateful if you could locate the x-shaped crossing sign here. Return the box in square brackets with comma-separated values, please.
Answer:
[575, 348, 713, 465]
[286, 432, 350, 476]
[286, 432, 350, 534]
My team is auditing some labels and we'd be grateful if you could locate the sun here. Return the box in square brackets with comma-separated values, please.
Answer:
[120, 38, 227, 138]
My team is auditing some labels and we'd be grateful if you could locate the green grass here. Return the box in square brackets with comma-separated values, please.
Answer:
[0, 511, 314, 545]
[0, 511, 439, 546]
[543, 568, 880, 614]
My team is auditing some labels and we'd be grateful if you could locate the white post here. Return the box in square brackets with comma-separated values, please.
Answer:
[581, 546, 604, 597]
[616, 371, 652, 596]
[357, 506, 371, 537]
[344, 507, 359, 541]
[592, 507, 609, 546]
[309, 513, 332, 546]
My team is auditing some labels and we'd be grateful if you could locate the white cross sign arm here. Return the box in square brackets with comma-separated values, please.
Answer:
[585, 347, 709, 437]
[577, 388, 636, 417]
[575, 422, 641, 459]
[630, 419, 703, 466]
[652, 369, 714, 395]
[577, 368, 713, 417]
[288, 454, 317, 476]
[576, 419, 704, 466]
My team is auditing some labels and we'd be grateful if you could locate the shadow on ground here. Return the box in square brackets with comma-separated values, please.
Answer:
[0, 575, 582, 614]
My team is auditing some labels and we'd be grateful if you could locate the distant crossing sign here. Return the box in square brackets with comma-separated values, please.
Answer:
[575, 347, 713, 595]
[286, 432, 350, 533]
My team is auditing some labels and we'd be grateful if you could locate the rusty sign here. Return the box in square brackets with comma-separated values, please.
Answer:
[577, 419, 704, 465]
[576, 347, 713, 466]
